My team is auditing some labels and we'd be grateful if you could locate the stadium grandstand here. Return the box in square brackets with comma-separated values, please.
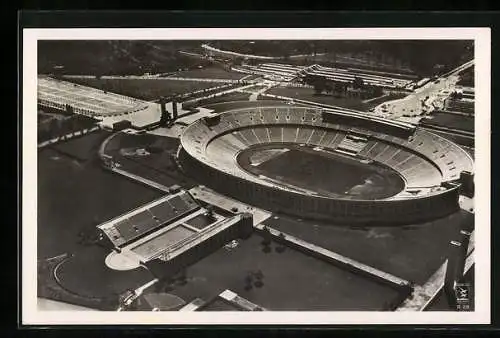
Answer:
[97, 190, 253, 273]
[300, 65, 415, 89]
[232, 63, 304, 82]
[179, 105, 473, 224]
[232, 62, 417, 89]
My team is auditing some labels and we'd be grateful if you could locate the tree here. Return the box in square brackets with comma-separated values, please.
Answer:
[275, 233, 287, 253]
[373, 85, 384, 97]
[312, 77, 327, 95]
[352, 76, 364, 89]
[261, 226, 272, 247]
[48, 118, 59, 139]
[324, 81, 333, 94]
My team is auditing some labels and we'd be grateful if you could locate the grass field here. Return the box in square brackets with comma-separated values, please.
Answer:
[163, 233, 403, 310]
[421, 112, 474, 133]
[66, 77, 225, 101]
[169, 66, 245, 80]
[266, 87, 372, 111]
[54, 245, 154, 299]
[363, 92, 408, 108]
[38, 134, 163, 259]
[51, 130, 110, 161]
[202, 100, 291, 112]
[240, 146, 404, 199]
[263, 210, 474, 285]
[195, 91, 251, 107]
[38, 108, 99, 143]
[104, 132, 198, 189]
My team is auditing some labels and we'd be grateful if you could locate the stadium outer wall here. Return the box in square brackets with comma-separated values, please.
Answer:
[178, 148, 461, 226]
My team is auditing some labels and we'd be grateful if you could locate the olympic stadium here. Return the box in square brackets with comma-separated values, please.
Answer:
[178, 104, 473, 225]
[34, 40, 477, 314]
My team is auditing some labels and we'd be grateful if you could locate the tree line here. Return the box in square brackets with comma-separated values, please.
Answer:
[38, 40, 473, 79]
[38, 106, 98, 142]
[302, 74, 384, 99]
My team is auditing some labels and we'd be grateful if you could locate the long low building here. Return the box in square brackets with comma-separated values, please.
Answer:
[301, 65, 414, 89]
[232, 62, 416, 88]
[38, 76, 149, 117]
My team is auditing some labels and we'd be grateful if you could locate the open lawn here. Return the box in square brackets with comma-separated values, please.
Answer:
[170, 67, 246, 80]
[202, 100, 291, 113]
[421, 112, 474, 133]
[104, 132, 198, 189]
[66, 77, 224, 101]
[38, 134, 163, 259]
[266, 86, 372, 111]
[195, 91, 251, 107]
[263, 210, 473, 285]
[164, 234, 403, 310]
[51, 130, 110, 161]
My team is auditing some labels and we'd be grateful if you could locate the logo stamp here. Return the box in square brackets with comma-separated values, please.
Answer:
[455, 283, 472, 311]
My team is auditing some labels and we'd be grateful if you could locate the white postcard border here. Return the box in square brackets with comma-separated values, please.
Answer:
[22, 27, 491, 325]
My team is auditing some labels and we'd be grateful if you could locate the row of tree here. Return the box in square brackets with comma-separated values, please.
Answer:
[39, 40, 216, 76]
[302, 74, 384, 99]
[211, 40, 474, 77]
[38, 109, 97, 143]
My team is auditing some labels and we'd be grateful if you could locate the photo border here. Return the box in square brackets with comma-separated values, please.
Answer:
[21, 26, 491, 326]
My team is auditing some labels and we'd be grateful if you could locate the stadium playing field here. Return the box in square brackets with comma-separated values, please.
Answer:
[239, 145, 405, 200]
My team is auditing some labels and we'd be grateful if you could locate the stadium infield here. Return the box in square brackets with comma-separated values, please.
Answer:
[238, 145, 405, 199]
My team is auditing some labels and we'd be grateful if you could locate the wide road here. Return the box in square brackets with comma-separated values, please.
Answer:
[372, 60, 474, 123]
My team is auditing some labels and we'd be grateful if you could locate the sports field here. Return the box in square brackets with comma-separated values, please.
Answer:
[66, 78, 225, 101]
[103, 132, 198, 189]
[239, 146, 404, 199]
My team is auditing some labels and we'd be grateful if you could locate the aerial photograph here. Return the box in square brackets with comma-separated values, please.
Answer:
[34, 38, 476, 313]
